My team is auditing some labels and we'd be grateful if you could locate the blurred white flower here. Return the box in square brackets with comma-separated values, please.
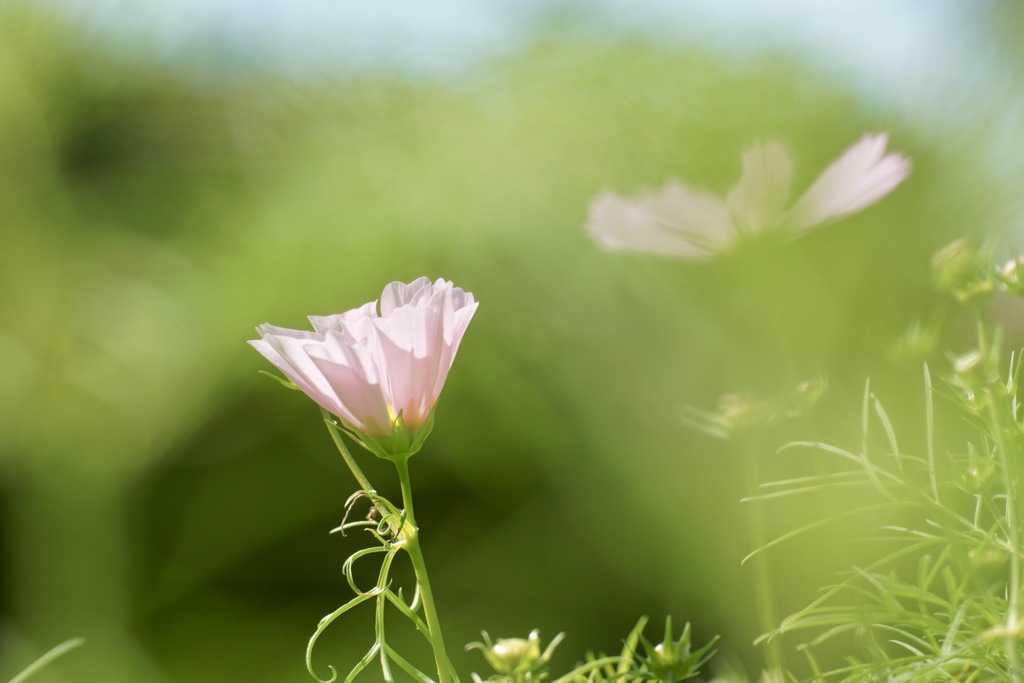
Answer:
[586, 133, 910, 259]
[250, 277, 478, 458]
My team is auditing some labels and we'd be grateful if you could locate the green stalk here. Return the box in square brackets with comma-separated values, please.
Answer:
[321, 410, 397, 528]
[394, 455, 454, 683]
[322, 410, 376, 494]
[986, 391, 1023, 683]
[9, 639, 85, 683]
[740, 438, 782, 674]
[975, 310, 1023, 682]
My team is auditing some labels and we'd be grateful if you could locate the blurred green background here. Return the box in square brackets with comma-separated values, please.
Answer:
[3, 1, 1024, 681]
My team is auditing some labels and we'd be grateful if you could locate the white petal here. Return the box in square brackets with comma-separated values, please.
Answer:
[307, 347, 391, 434]
[433, 299, 478, 399]
[254, 323, 322, 341]
[585, 182, 735, 259]
[373, 302, 430, 357]
[788, 133, 911, 232]
[725, 141, 792, 235]
[253, 329, 333, 395]
[309, 301, 378, 334]
[249, 331, 348, 419]
[250, 278, 478, 444]
[448, 286, 476, 313]
[380, 277, 434, 316]
[373, 318, 439, 429]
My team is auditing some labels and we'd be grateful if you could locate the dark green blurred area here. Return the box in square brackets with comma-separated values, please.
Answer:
[2, 5, 1023, 682]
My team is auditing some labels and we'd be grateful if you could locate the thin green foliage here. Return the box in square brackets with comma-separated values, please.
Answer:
[307, 489, 450, 683]
[8, 639, 85, 683]
[753, 311, 1024, 680]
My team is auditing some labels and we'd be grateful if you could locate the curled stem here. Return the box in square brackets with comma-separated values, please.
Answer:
[318, 410, 455, 683]
[322, 409, 395, 527]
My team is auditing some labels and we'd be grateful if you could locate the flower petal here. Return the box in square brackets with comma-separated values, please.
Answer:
[373, 332, 436, 429]
[249, 328, 348, 419]
[433, 297, 478, 399]
[306, 338, 392, 435]
[380, 276, 434, 316]
[585, 181, 735, 259]
[309, 301, 378, 335]
[250, 277, 477, 452]
[788, 133, 911, 232]
[725, 141, 792, 235]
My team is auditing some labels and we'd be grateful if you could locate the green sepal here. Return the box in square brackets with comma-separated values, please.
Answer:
[258, 370, 302, 391]
[629, 617, 719, 682]
[344, 409, 437, 462]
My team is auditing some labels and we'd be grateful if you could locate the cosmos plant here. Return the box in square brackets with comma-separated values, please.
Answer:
[250, 132, 1024, 682]
[585, 133, 910, 259]
[252, 278, 714, 683]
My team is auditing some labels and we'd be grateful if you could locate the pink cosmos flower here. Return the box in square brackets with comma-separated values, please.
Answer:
[250, 277, 478, 458]
[586, 133, 911, 259]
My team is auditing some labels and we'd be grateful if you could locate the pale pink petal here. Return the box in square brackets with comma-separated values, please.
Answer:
[251, 328, 338, 405]
[372, 334, 436, 429]
[725, 141, 792, 235]
[431, 289, 477, 396]
[309, 328, 394, 430]
[371, 303, 444, 428]
[380, 276, 434, 316]
[248, 339, 323, 399]
[447, 286, 476, 315]
[374, 300, 431, 356]
[432, 310, 476, 400]
[309, 301, 378, 335]
[307, 348, 391, 435]
[255, 323, 322, 341]
[250, 277, 477, 447]
[788, 133, 911, 232]
[585, 182, 734, 259]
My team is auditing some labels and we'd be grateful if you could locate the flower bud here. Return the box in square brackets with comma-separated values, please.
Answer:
[485, 635, 540, 674]
[632, 617, 718, 682]
[792, 377, 827, 413]
[250, 277, 478, 461]
[952, 349, 984, 377]
[930, 239, 992, 304]
[998, 256, 1024, 296]
[682, 377, 826, 441]
[885, 320, 939, 368]
[467, 630, 564, 680]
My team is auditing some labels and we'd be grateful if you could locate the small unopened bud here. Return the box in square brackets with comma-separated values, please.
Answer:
[633, 618, 719, 682]
[970, 545, 1007, 570]
[467, 629, 564, 679]
[486, 635, 540, 674]
[998, 257, 1024, 296]
[953, 349, 984, 377]
[931, 239, 992, 304]
[682, 376, 826, 441]
[932, 239, 977, 287]
[885, 321, 939, 368]
[793, 377, 827, 412]
[718, 392, 773, 432]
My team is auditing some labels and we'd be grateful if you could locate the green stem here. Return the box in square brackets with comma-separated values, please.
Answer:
[394, 456, 454, 683]
[976, 310, 1024, 682]
[741, 441, 782, 674]
[986, 390, 1023, 682]
[322, 410, 376, 494]
[9, 639, 86, 683]
[321, 410, 399, 531]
